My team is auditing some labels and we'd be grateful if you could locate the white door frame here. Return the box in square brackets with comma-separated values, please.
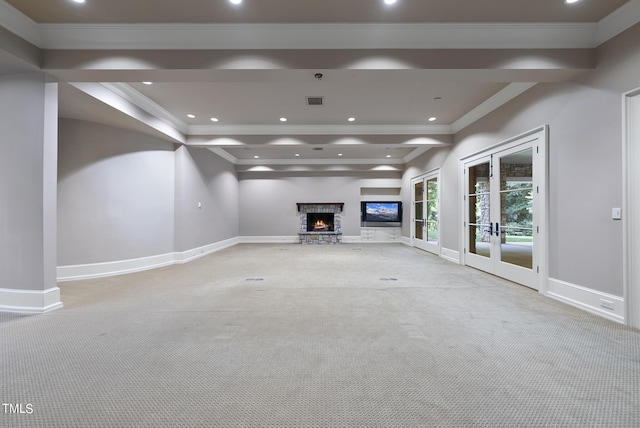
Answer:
[623, 87, 640, 328]
[411, 169, 441, 255]
[460, 125, 549, 293]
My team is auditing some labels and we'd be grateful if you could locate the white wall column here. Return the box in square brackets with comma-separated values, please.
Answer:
[624, 88, 640, 328]
[0, 73, 62, 313]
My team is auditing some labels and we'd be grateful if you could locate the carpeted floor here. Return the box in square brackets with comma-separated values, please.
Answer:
[1, 244, 639, 427]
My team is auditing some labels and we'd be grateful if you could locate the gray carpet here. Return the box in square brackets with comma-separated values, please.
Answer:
[1, 244, 639, 427]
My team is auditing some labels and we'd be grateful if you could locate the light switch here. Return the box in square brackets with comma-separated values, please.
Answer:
[612, 208, 622, 220]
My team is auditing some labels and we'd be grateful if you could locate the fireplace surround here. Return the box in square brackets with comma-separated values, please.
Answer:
[297, 203, 343, 244]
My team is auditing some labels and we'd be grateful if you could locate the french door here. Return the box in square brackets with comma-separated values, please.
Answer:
[463, 128, 547, 290]
[412, 171, 440, 254]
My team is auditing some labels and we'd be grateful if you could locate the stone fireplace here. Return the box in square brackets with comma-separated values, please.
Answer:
[297, 203, 343, 244]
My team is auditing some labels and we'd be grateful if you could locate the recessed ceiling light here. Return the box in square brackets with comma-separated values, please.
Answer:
[295, 153, 300, 157]
[210, 117, 219, 122]
[254, 155, 260, 159]
[229, 0, 242, 4]
[280, 117, 287, 122]
[348, 117, 356, 122]
[565, 0, 580, 4]
[428, 117, 437, 122]
[72, 0, 86, 4]
[384, 0, 398, 5]
[187, 114, 196, 119]
[338, 154, 343, 157]
[142, 81, 153, 85]
[386, 155, 392, 158]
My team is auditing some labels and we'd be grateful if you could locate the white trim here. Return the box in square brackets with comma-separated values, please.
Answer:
[2, 0, 638, 51]
[403, 147, 432, 163]
[440, 248, 461, 264]
[207, 147, 238, 164]
[36, 22, 601, 50]
[596, 0, 640, 46]
[341, 236, 364, 244]
[547, 278, 625, 324]
[459, 125, 548, 292]
[399, 236, 412, 246]
[189, 124, 453, 136]
[0, 0, 40, 46]
[57, 237, 239, 282]
[238, 236, 299, 244]
[235, 158, 405, 166]
[451, 83, 538, 133]
[101, 83, 188, 134]
[68, 82, 186, 144]
[0, 287, 63, 314]
[174, 238, 240, 264]
[623, 87, 640, 328]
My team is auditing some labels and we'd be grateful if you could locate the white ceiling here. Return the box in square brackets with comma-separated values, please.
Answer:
[1, 0, 638, 167]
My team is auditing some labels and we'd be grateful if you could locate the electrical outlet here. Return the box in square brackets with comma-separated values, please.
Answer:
[600, 299, 614, 311]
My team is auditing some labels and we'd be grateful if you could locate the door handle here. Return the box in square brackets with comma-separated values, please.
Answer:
[495, 222, 500, 237]
[487, 223, 493, 236]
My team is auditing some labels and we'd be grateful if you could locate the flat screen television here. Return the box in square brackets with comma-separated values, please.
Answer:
[361, 201, 402, 227]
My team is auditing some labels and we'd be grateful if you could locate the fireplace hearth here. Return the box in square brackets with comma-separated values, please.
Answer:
[297, 203, 344, 244]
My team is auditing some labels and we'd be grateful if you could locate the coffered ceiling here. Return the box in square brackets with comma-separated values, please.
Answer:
[1, 0, 638, 170]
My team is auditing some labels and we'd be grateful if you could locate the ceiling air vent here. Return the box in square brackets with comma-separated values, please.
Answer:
[313, 147, 323, 151]
[306, 96, 324, 106]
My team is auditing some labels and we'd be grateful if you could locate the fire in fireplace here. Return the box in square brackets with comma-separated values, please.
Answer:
[307, 213, 334, 232]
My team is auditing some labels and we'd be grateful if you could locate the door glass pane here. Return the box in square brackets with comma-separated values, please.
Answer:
[499, 149, 533, 269]
[414, 180, 424, 241]
[468, 162, 491, 258]
[426, 178, 438, 242]
[414, 202, 424, 240]
[415, 220, 424, 240]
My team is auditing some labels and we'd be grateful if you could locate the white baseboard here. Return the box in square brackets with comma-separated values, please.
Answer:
[440, 247, 461, 264]
[239, 236, 372, 244]
[57, 237, 240, 282]
[546, 278, 625, 324]
[0, 287, 63, 314]
[338, 236, 361, 243]
[238, 236, 299, 244]
[174, 237, 240, 264]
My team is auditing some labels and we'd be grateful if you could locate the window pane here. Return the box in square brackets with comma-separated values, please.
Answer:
[427, 221, 438, 242]
[427, 178, 438, 200]
[469, 162, 490, 195]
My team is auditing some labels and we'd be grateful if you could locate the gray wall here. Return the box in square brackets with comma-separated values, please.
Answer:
[174, 146, 239, 251]
[58, 119, 176, 265]
[0, 73, 57, 291]
[239, 174, 402, 237]
[404, 23, 640, 297]
[57, 119, 240, 266]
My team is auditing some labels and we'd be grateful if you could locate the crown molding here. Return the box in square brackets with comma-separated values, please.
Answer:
[207, 147, 238, 164]
[37, 22, 600, 50]
[403, 147, 432, 163]
[69, 82, 186, 144]
[596, 0, 640, 46]
[235, 157, 405, 166]
[2, 0, 639, 51]
[452, 82, 538, 134]
[189, 124, 453, 136]
[101, 83, 188, 134]
[0, 0, 39, 46]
